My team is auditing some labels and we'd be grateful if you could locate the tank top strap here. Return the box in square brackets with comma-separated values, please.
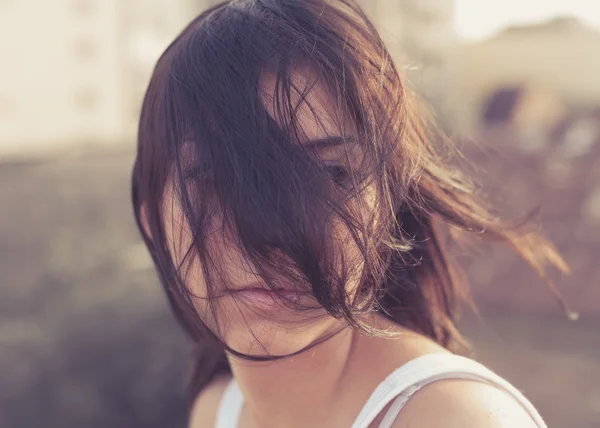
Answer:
[351, 353, 547, 428]
[215, 379, 243, 428]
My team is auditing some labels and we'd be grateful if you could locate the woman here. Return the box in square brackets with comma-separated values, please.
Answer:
[132, 1, 569, 426]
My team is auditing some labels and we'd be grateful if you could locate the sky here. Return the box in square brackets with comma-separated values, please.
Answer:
[454, 0, 600, 41]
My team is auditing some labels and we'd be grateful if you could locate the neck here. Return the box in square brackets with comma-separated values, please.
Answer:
[227, 326, 356, 428]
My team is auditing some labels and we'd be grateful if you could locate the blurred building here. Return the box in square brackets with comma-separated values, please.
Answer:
[362, 0, 457, 114]
[0, 0, 213, 159]
[0, 0, 454, 159]
[481, 84, 566, 152]
[454, 18, 600, 316]
[121, 0, 217, 140]
[0, 1, 124, 157]
[453, 16, 600, 133]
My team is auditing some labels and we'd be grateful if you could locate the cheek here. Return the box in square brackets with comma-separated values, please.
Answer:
[331, 219, 364, 304]
[162, 186, 188, 263]
[161, 190, 209, 301]
[161, 192, 257, 306]
[344, 245, 365, 303]
[162, 209, 216, 323]
[360, 184, 379, 223]
[337, 185, 379, 300]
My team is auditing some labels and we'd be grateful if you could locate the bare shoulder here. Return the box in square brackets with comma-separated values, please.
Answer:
[390, 379, 540, 428]
[188, 375, 232, 428]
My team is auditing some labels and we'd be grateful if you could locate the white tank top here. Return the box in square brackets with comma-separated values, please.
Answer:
[215, 353, 547, 428]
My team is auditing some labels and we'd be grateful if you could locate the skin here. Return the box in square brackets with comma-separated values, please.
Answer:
[152, 67, 539, 427]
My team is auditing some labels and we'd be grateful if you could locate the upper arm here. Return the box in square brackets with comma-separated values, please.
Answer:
[390, 379, 541, 428]
[188, 375, 232, 428]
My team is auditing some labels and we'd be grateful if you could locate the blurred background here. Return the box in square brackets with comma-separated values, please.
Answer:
[1, 1, 599, 427]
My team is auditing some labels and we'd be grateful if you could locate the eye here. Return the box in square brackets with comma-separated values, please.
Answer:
[183, 164, 211, 182]
[324, 162, 351, 186]
[183, 165, 200, 180]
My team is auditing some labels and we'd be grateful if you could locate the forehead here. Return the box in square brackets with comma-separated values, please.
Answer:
[258, 65, 354, 141]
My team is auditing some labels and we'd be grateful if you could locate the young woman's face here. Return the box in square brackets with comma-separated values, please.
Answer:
[161, 67, 376, 357]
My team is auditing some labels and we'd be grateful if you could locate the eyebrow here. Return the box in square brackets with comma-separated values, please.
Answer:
[303, 136, 358, 149]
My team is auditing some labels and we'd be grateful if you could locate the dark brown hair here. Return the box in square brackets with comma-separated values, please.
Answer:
[131, 0, 568, 403]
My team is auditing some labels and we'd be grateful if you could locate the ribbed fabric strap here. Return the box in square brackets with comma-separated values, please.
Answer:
[352, 353, 547, 428]
[215, 379, 243, 428]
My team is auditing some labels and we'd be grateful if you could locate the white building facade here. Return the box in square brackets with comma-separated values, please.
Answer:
[1, 0, 123, 157]
[0, 0, 453, 159]
[0, 0, 213, 159]
[363, 0, 456, 110]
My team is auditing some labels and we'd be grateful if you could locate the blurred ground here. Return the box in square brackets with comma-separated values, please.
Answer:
[0, 154, 188, 428]
[1, 151, 598, 428]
